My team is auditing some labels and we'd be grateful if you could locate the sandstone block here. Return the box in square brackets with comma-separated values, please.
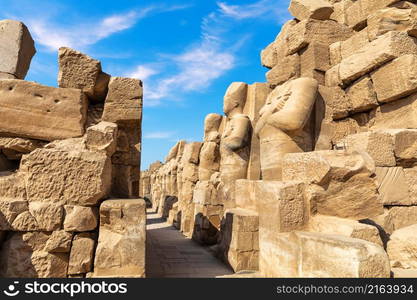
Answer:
[375, 167, 415, 205]
[283, 151, 382, 220]
[340, 29, 370, 60]
[300, 42, 330, 83]
[260, 231, 390, 277]
[308, 214, 383, 246]
[0, 198, 27, 230]
[289, 0, 334, 21]
[285, 19, 353, 55]
[266, 54, 300, 87]
[68, 233, 95, 275]
[112, 124, 141, 166]
[0, 232, 68, 278]
[295, 232, 390, 277]
[387, 224, 417, 269]
[346, 76, 378, 113]
[64, 206, 98, 232]
[256, 181, 308, 233]
[58, 47, 103, 100]
[93, 199, 146, 278]
[328, 32, 417, 86]
[27, 202, 63, 231]
[371, 55, 417, 103]
[102, 77, 143, 124]
[85, 121, 118, 156]
[0, 137, 45, 160]
[329, 41, 342, 66]
[368, 7, 417, 41]
[0, 80, 88, 141]
[343, 131, 396, 167]
[369, 93, 417, 129]
[0, 20, 36, 79]
[374, 206, 417, 234]
[260, 42, 276, 69]
[318, 85, 351, 120]
[45, 231, 73, 253]
[392, 129, 417, 163]
[21, 147, 111, 206]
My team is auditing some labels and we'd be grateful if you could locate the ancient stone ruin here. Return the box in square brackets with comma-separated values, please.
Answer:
[0, 20, 144, 277]
[141, 0, 417, 278]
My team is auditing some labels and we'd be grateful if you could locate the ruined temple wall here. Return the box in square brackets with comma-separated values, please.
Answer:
[0, 21, 145, 278]
[147, 0, 417, 278]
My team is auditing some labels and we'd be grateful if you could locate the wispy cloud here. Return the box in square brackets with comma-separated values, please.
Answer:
[130, 0, 289, 107]
[127, 65, 160, 81]
[217, 0, 290, 22]
[24, 4, 192, 52]
[144, 131, 177, 139]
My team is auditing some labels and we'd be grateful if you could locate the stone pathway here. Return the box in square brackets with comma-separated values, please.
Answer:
[146, 208, 234, 278]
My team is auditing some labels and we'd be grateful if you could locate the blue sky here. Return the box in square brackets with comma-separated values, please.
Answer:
[0, 0, 291, 170]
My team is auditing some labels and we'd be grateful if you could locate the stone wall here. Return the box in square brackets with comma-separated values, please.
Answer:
[0, 20, 145, 278]
[143, 0, 417, 278]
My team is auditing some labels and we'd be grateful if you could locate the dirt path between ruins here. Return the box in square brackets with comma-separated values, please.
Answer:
[146, 208, 233, 278]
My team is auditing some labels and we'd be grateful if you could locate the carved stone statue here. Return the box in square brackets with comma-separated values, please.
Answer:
[255, 77, 318, 180]
[198, 113, 223, 181]
[219, 82, 251, 209]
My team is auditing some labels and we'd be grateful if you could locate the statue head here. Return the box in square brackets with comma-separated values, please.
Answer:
[223, 82, 248, 117]
[204, 113, 223, 142]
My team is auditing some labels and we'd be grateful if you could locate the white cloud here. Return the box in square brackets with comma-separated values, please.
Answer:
[26, 4, 192, 52]
[144, 131, 177, 139]
[217, 0, 290, 21]
[128, 65, 160, 81]
[145, 41, 235, 102]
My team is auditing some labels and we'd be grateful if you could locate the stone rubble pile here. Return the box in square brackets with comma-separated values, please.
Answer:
[142, 0, 417, 278]
[0, 20, 144, 278]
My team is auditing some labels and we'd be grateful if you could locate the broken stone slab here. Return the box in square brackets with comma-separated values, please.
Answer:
[0, 80, 88, 141]
[85, 121, 118, 156]
[346, 75, 378, 113]
[102, 77, 143, 124]
[63, 206, 98, 232]
[256, 181, 308, 233]
[282, 151, 383, 220]
[284, 19, 353, 56]
[343, 131, 396, 167]
[318, 85, 351, 120]
[112, 124, 141, 166]
[289, 0, 334, 21]
[44, 231, 73, 253]
[93, 199, 146, 278]
[295, 232, 390, 277]
[368, 93, 417, 129]
[20, 146, 112, 206]
[371, 55, 417, 103]
[0, 232, 68, 278]
[266, 54, 300, 87]
[308, 214, 383, 246]
[0, 20, 36, 79]
[326, 32, 417, 86]
[259, 231, 390, 278]
[26, 202, 63, 231]
[58, 47, 109, 101]
[0, 137, 46, 160]
[68, 233, 95, 275]
[375, 167, 417, 205]
[368, 6, 417, 41]
[387, 224, 417, 269]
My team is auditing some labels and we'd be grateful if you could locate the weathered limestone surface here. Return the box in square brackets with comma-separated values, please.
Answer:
[0, 20, 36, 79]
[289, 0, 334, 21]
[387, 224, 417, 269]
[0, 80, 88, 141]
[58, 47, 108, 101]
[93, 199, 146, 278]
[20, 146, 112, 206]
